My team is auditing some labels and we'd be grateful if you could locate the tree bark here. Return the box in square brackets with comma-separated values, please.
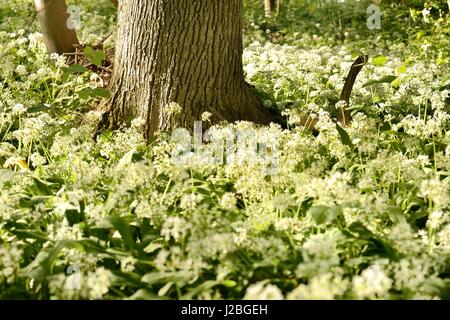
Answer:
[265, 0, 282, 17]
[34, 0, 79, 55]
[107, 0, 274, 139]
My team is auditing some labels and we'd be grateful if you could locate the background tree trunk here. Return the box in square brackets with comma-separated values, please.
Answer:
[108, 0, 273, 139]
[276, 0, 282, 15]
[265, 0, 282, 17]
[34, 0, 79, 55]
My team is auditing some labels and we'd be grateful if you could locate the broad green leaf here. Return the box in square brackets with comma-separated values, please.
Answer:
[223, 280, 237, 287]
[143, 243, 162, 254]
[343, 222, 400, 260]
[397, 64, 407, 74]
[78, 89, 91, 99]
[105, 216, 138, 250]
[387, 206, 406, 224]
[128, 289, 163, 300]
[141, 271, 196, 285]
[336, 123, 353, 147]
[118, 149, 136, 167]
[379, 121, 391, 131]
[78, 88, 110, 99]
[308, 205, 342, 225]
[0, 169, 14, 187]
[327, 206, 343, 221]
[158, 282, 173, 296]
[307, 205, 329, 224]
[28, 178, 54, 196]
[110, 271, 142, 287]
[8, 229, 48, 241]
[61, 64, 89, 74]
[21, 240, 85, 280]
[84, 46, 106, 66]
[372, 56, 389, 67]
[90, 88, 110, 98]
[181, 280, 220, 300]
[390, 77, 402, 88]
[363, 75, 397, 87]
[182, 279, 238, 299]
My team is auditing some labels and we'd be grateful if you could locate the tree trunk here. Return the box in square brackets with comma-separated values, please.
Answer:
[265, 0, 281, 17]
[34, 0, 79, 55]
[276, 0, 282, 15]
[107, 0, 274, 139]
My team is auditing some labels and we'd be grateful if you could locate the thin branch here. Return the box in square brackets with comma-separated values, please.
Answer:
[337, 55, 369, 126]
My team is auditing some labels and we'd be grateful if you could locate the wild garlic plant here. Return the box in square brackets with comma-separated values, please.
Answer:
[0, 0, 449, 300]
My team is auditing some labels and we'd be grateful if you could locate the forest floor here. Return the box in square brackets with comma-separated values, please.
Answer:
[0, 0, 449, 299]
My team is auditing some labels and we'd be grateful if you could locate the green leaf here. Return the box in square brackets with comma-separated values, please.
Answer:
[118, 149, 136, 167]
[181, 279, 238, 299]
[345, 222, 376, 240]
[336, 123, 353, 147]
[26, 104, 52, 114]
[105, 216, 138, 250]
[8, 229, 48, 241]
[90, 88, 110, 98]
[0, 169, 15, 187]
[308, 205, 342, 225]
[141, 271, 196, 285]
[390, 77, 402, 88]
[78, 89, 91, 99]
[158, 282, 173, 297]
[343, 222, 400, 260]
[308, 205, 329, 224]
[327, 206, 343, 221]
[387, 206, 406, 224]
[110, 271, 142, 287]
[21, 240, 85, 280]
[143, 243, 162, 254]
[379, 121, 391, 131]
[84, 46, 106, 66]
[27, 178, 54, 196]
[61, 64, 89, 74]
[222, 280, 237, 287]
[363, 75, 397, 87]
[21, 249, 51, 280]
[397, 64, 407, 74]
[78, 88, 110, 99]
[128, 289, 163, 300]
[372, 56, 389, 67]
[181, 280, 219, 299]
